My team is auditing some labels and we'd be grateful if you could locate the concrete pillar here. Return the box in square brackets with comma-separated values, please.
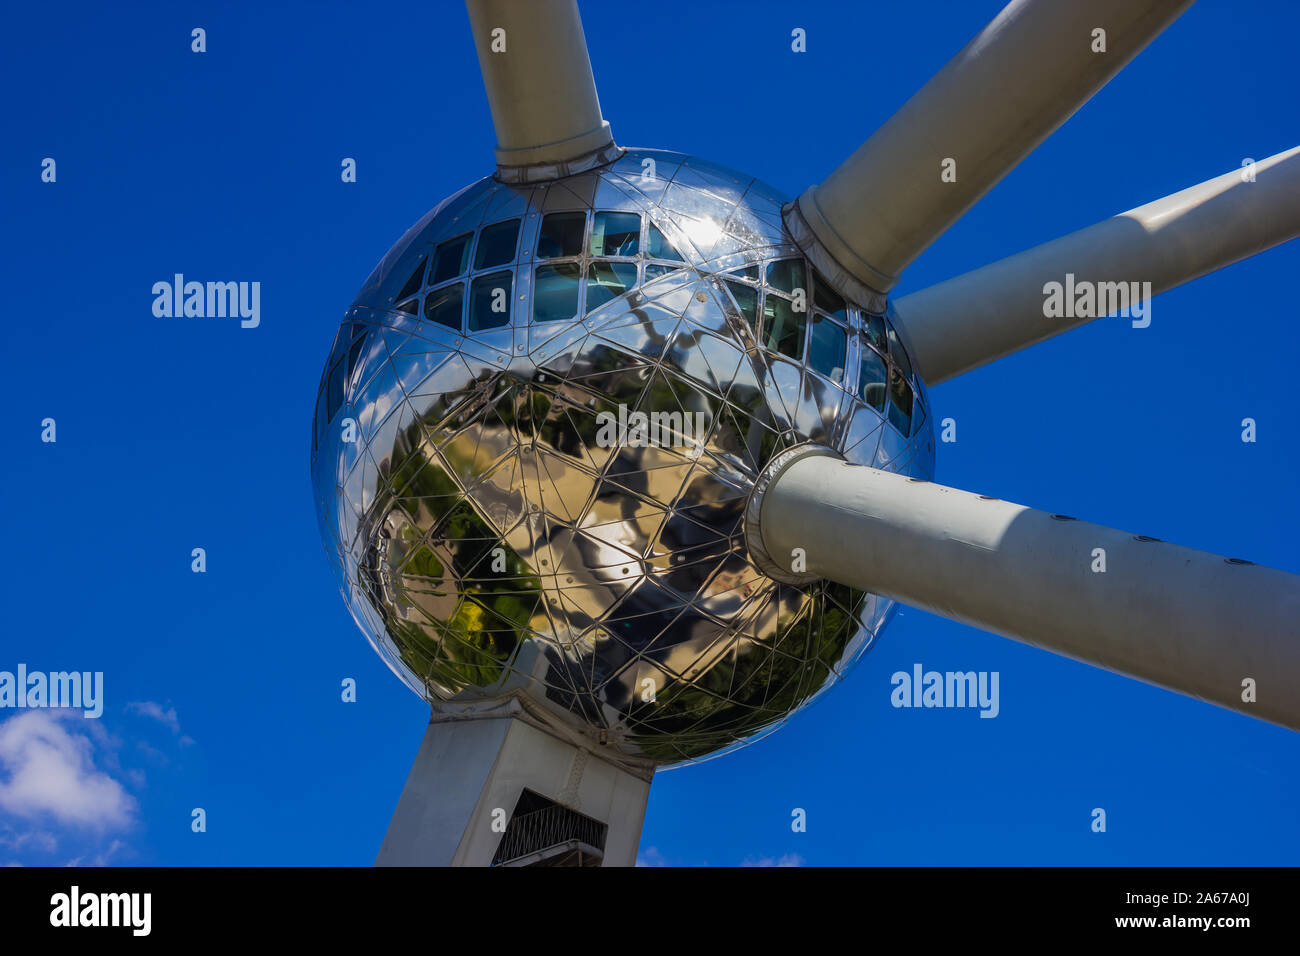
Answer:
[376, 699, 652, 866]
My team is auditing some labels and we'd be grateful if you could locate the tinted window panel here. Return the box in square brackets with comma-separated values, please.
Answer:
[430, 234, 472, 285]
[537, 212, 586, 259]
[326, 358, 346, 422]
[808, 314, 847, 383]
[763, 294, 806, 360]
[724, 280, 758, 331]
[888, 366, 914, 433]
[469, 271, 513, 331]
[534, 264, 581, 322]
[475, 219, 521, 269]
[326, 323, 353, 370]
[864, 313, 887, 353]
[886, 323, 913, 379]
[313, 392, 326, 452]
[726, 265, 759, 281]
[396, 256, 428, 301]
[647, 224, 683, 261]
[911, 398, 927, 437]
[858, 347, 887, 411]
[591, 212, 640, 256]
[586, 261, 637, 312]
[765, 258, 806, 297]
[346, 334, 366, 380]
[423, 283, 464, 330]
[812, 271, 846, 322]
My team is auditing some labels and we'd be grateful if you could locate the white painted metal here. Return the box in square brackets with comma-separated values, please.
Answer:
[788, 0, 1191, 295]
[894, 146, 1300, 384]
[758, 453, 1300, 731]
[465, 0, 615, 175]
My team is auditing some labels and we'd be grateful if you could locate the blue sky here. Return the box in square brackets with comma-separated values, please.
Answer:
[2, 0, 1297, 866]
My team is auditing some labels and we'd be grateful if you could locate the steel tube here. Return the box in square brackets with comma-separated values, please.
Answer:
[789, 0, 1191, 294]
[894, 146, 1300, 384]
[758, 453, 1300, 730]
[465, 0, 616, 177]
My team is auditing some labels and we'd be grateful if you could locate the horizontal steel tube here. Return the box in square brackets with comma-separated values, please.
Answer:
[759, 454, 1300, 730]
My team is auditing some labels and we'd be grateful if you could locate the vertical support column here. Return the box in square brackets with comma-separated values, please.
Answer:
[376, 701, 653, 866]
[465, 0, 619, 181]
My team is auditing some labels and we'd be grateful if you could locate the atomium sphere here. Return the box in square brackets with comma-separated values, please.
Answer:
[311, 149, 935, 766]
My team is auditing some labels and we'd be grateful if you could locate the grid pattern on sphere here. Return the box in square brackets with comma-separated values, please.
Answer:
[311, 150, 936, 766]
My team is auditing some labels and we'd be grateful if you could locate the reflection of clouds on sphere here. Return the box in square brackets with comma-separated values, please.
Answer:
[310, 150, 935, 766]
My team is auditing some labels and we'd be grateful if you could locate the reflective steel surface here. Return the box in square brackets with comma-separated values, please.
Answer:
[311, 149, 935, 765]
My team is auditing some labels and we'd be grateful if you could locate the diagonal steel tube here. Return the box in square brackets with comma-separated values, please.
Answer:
[465, 0, 618, 181]
[754, 451, 1300, 731]
[894, 146, 1300, 384]
[786, 0, 1191, 299]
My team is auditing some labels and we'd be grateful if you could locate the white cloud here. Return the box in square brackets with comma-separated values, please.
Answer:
[0, 828, 57, 854]
[65, 838, 125, 868]
[126, 701, 180, 734]
[740, 853, 805, 867]
[636, 845, 669, 867]
[0, 711, 136, 829]
[126, 701, 194, 748]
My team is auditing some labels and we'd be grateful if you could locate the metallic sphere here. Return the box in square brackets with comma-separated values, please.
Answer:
[310, 149, 935, 766]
